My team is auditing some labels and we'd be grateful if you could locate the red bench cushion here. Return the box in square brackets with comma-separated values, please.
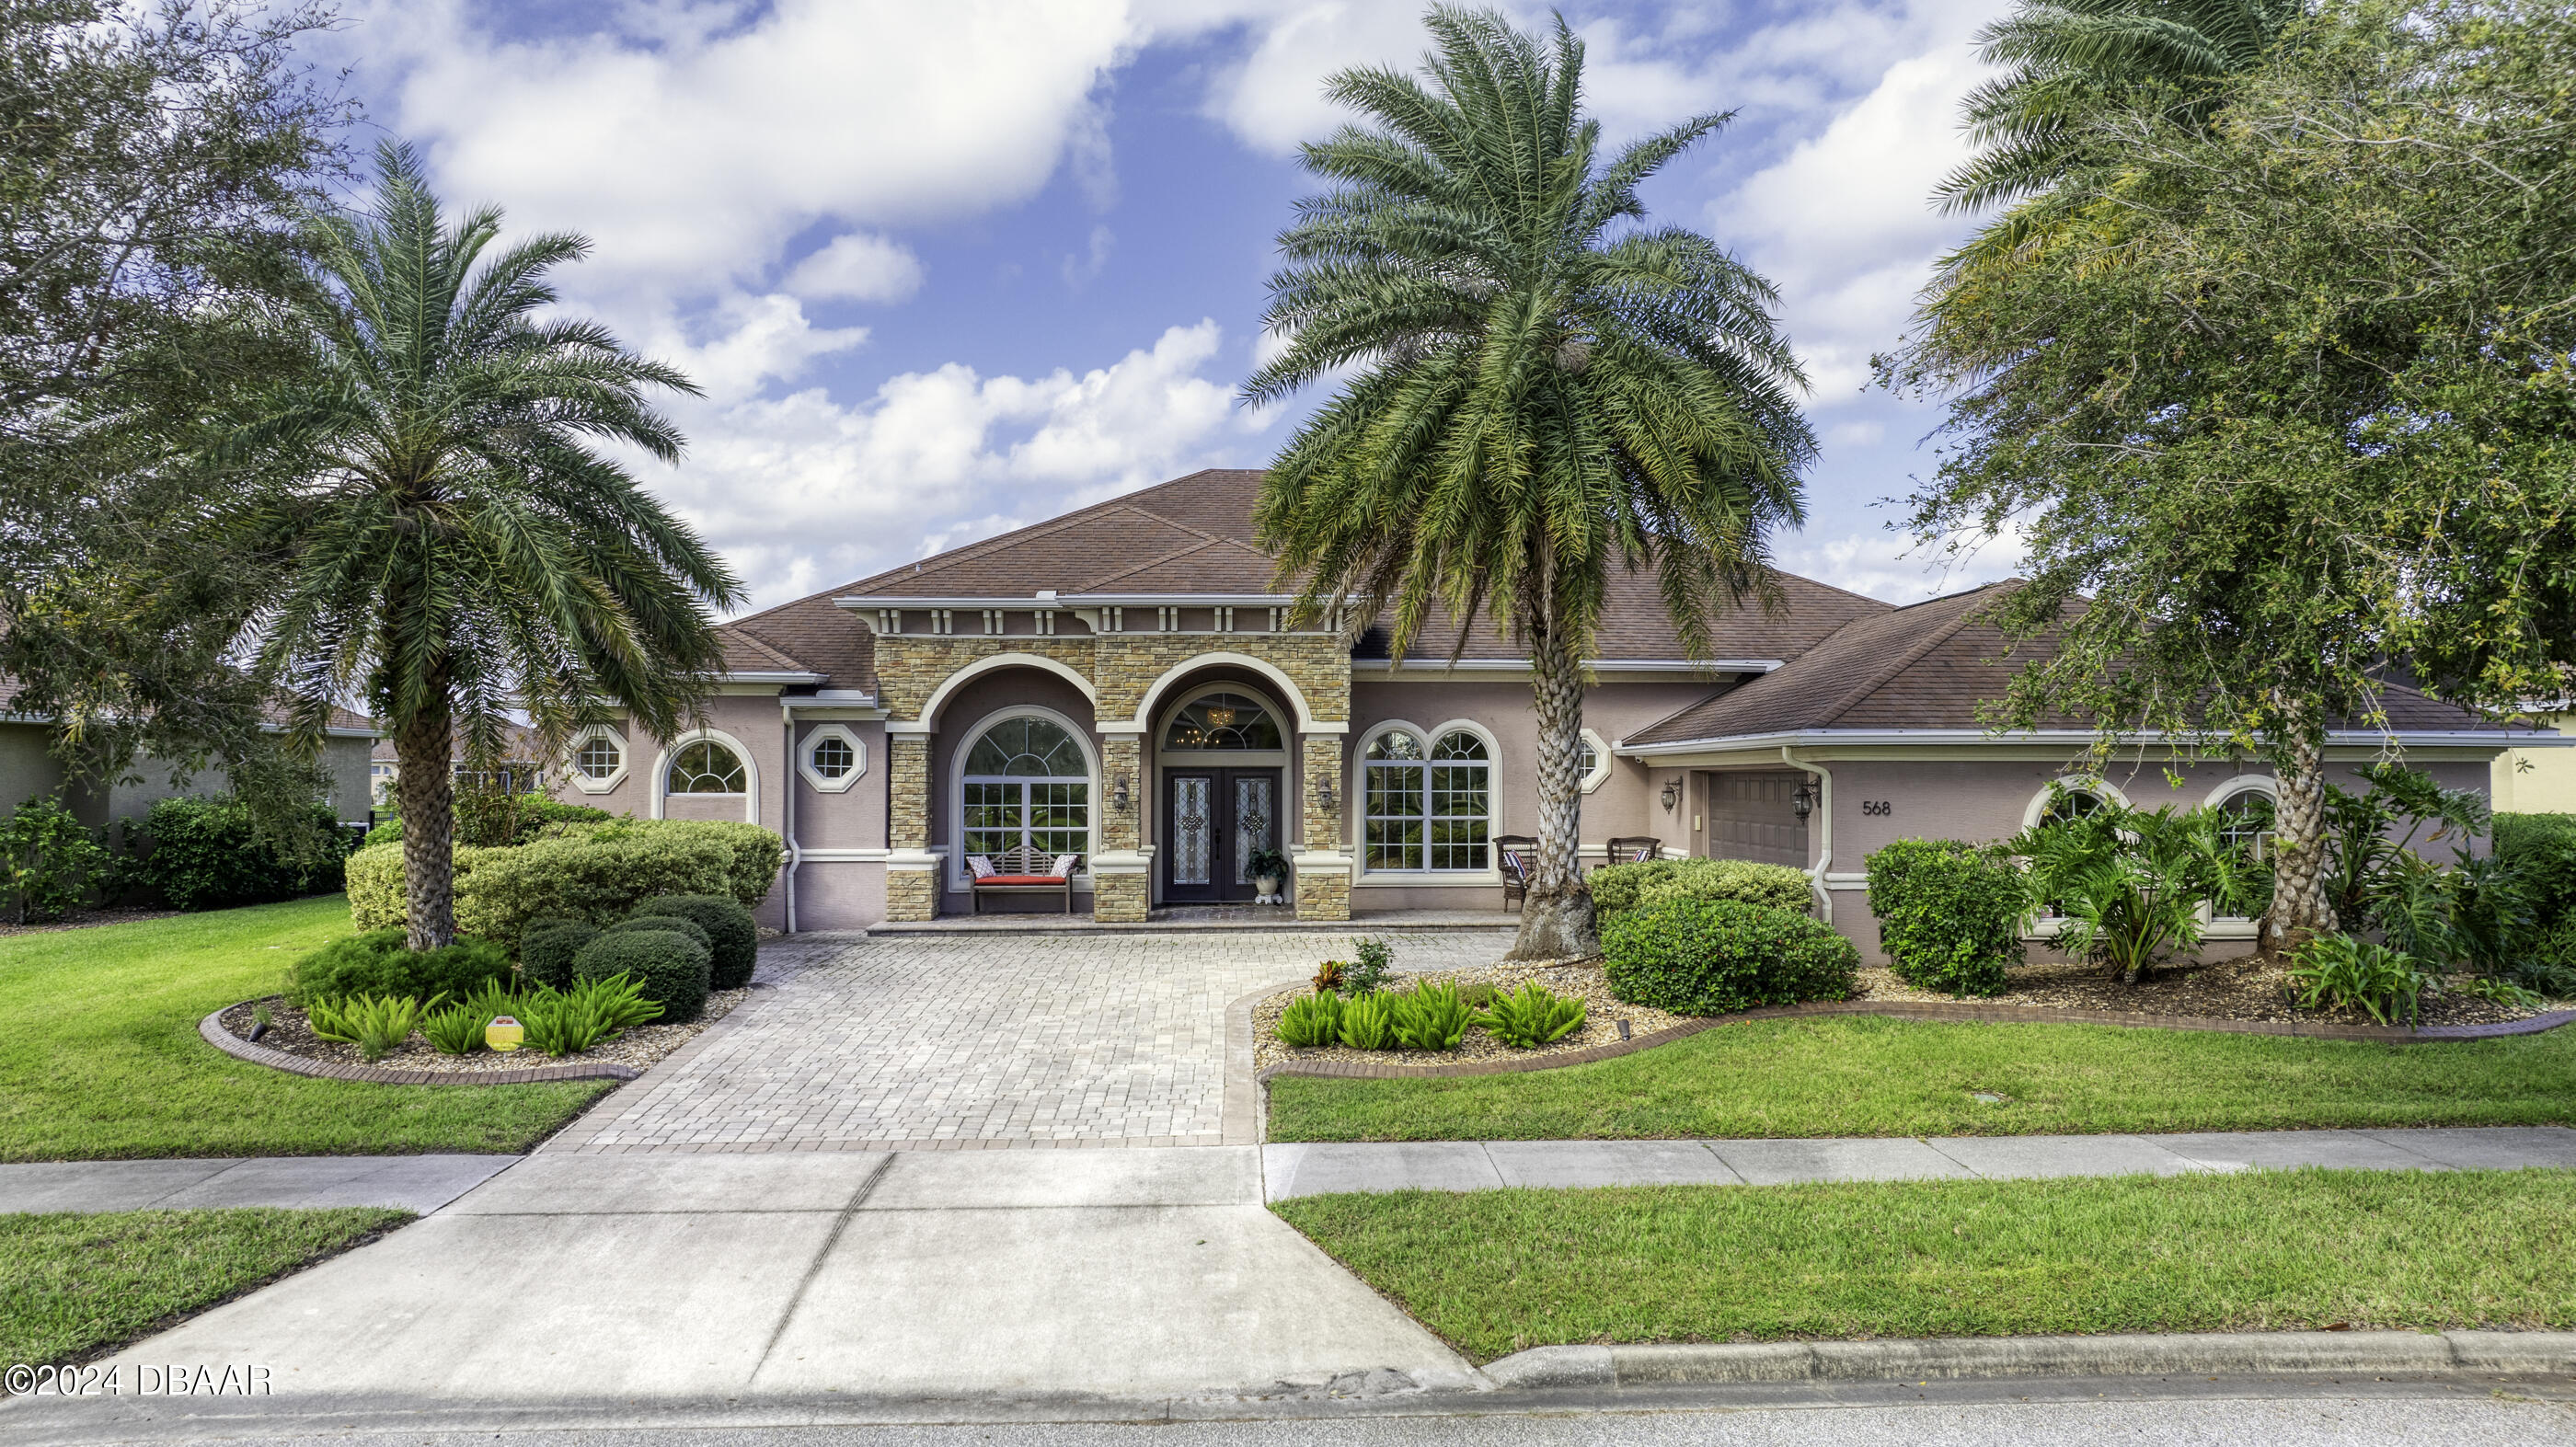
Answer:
[976, 874, 1066, 886]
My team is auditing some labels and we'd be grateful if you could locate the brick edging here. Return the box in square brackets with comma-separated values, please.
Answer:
[199, 1006, 640, 1086]
[1258, 1000, 2576, 1082]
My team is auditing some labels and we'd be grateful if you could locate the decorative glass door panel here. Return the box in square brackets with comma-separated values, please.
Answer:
[1163, 767, 1280, 903]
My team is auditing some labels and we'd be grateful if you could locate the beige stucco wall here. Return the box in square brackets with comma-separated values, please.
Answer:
[2493, 716, 2576, 815]
[549, 693, 797, 928]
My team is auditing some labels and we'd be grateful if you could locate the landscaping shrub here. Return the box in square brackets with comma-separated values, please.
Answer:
[572, 929, 711, 1024]
[131, 796, 354, 912]
[1589, 857, 1813, 918]
[632, 894, 758, 989]
[2286, 933, 2432, 1026]
[421, 1002, 488, 1055]
[1863, 838, 2027, 997]
[290, 928, 512, 1005]
[305, 992, 435, 1062]
[1388, 982, 1472, 1051]
[1342, 937, 1396, 995]
[1277, 993, 1344, 1047]
[1472, 982, 1586, 1047]
[347, 818, 777, 939]
[519, 920, 600, 990]
[519, 974, 663, 1056]
[0, 796, 113, 923]
[1602, 898, 1859, 1016]
[604, 913, 712, 953]
[1337, 992, 1396, 1050]
[2494, 812, 2576, 926]
[367, 796, 615, 850]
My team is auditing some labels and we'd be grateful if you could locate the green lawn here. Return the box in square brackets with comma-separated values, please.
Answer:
[1276, 1168, 2576, 1361]
[1266, 1013, 2576, 1142]
[0, 896, 612, 1162]
[0, 1207, 408, 1364]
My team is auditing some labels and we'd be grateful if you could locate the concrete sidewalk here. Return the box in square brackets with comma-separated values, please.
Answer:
[0, 1154, 512, 1214]
[1261, 1124, 2576, 1200]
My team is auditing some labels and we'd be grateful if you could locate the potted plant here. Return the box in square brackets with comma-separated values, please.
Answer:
[1246, 847, 1292, 905]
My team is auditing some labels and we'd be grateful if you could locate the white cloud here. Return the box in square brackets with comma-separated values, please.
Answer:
[1780, 524, 2024, 603]
[786, 233, 926, 304]
[653, 321, 1262, 612]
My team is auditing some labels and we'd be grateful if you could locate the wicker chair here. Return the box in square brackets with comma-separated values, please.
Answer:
[1491, 834, 1538, 911]
[1605, 835, 1664, 866]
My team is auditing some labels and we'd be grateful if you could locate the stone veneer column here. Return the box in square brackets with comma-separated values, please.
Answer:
[1089, 731, 1149, 923]
[883, 732, 938, 921]
[1294, 732, 1351, 921]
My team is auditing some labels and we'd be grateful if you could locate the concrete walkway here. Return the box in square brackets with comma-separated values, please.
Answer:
[1262, 1124, 2576, 1200]
[0, 1154, 511, 1214]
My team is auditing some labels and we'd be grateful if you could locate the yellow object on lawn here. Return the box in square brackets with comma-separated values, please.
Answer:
[486, 1016, 523, 1052]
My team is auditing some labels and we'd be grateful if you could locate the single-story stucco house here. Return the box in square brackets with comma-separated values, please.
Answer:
[546, 468, 2560, 959]
[0, 681, 378, 833]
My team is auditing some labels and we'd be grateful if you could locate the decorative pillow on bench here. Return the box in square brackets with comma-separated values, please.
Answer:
[1050, 854, 1080, 880]
[966, 856, 995, 879]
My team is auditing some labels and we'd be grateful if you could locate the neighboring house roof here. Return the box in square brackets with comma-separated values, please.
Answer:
[369, 719, 547, 765]
[1625, 582, 2533, 750]
[713, 467, 1895, 691]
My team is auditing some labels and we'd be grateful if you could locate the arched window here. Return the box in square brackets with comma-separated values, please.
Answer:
[2213, 787, 2275, 863]
[1161, 691, 1281, 751]
[1364, 727, 1491, 871]
[2038, 787, 2108, 826]
[962, 715, 1089, 864]
[666, 739, 746, 794]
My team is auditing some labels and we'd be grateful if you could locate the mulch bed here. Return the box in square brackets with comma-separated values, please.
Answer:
[1255, 949, 2561, 1073]
[216, 988, 750, 1075]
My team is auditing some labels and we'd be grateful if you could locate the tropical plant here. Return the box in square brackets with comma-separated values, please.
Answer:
[1246, 6, 1814, 959]
[1388, 982, 1473, 1051]
[1472, 982, 1587, 1047]
[1244, 847, 1293, 884]
[1277, 992, 1346, 1048]
[2285, 933, 2432, 1026]
[305, 991, 442, 1062]
[2008, 792, 2256, 983]
[1342, 937, 1397, 996]
[0, 797, 113, 924]
[514, 973, 661, 1056]
[1311, 959, 1347, 993]
[206, 142, 741, 950]
[1336, 991, 1397, 1050]
[420, 1002, 488, 1055]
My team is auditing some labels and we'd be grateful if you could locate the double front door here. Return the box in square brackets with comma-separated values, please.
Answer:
[1163, 768, 1281, 903]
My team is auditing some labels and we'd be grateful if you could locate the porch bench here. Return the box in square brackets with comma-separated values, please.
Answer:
[965, 844, 1083, 914]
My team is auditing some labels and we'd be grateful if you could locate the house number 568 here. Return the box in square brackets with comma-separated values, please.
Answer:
[1860, 800, 1892, 817]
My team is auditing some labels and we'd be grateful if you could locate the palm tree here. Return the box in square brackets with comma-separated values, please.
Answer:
[1245, 7, 1814, 959]
[213, 143, 741, 949]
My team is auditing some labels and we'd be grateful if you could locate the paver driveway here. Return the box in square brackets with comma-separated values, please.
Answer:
[548, 928, 1512, 1153]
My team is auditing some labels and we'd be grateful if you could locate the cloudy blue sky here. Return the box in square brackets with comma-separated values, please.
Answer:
[320, 0, 2023, 614]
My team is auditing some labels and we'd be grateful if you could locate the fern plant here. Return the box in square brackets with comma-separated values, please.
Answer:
[1473, 982, 1588, 1048]
[1277, 992, 1344, 1048]
[1388, 982, 1472, 1051]
[1336, 992, 1396, 1051]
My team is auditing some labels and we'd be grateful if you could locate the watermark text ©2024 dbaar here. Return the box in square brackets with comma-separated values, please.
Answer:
[7, 1361, 271, 1395]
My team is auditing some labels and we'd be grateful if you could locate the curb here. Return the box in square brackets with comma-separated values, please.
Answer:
[200, 1006, 640, 1086]
[1478, 1329, 2576, 1389]
[1261, 1002, 2576, 1082]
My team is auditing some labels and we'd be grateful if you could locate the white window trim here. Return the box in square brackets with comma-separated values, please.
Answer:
[948, 704, 1100, 892]
[1352, 717, 1503, 879]
[650, 728, 759, 824]
[567, 724, 629, 794]
[2018, 774, 2133, 830]
[1578, 726, 1612, 795]
[798, 723, 868, 793]
[2202, 774, 2279, 922]
[1157, 682, 1290, 757]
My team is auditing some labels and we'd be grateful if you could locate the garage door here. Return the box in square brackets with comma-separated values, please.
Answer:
[1704, 770, 1810, 867]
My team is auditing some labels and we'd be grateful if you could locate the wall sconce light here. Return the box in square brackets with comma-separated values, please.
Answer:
[1791, 783, 1817, 822]
[1112, 775, 1132, 813]
[1315, 775, 1337, 812]
[1659, 778, 1681, 811]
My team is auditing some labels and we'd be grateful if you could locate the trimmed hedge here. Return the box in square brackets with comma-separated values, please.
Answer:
[1863, 838, 2027, 997]
[573, 929, 711, 1024]
[1589, 857, 1813, 918]
[290, 928, 513, 1005]
[1602, 898, 1859, 1016]
[365, 797, 615, 850]
[520, 920, 599, 990]
[605, 913, 712, 953]
[347, 818, 780, 941]
[131, 796, 356, 912]
[635, 894, 759, 990]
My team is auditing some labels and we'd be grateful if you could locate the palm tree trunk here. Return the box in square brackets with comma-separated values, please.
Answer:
[395, 692, 457, 951]
[2261, 713, 2337, 959]
[1511, 614, 1598, 959]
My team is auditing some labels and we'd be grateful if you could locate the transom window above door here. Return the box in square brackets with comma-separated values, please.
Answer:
[1363, 727, 1491, 871]
[666, 739, 746, 795]
[966, 716, 1088, 775]
[1162, 692, 1282, 751]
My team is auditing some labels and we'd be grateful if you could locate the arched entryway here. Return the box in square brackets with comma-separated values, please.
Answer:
[1155, 683, 1288, 904]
